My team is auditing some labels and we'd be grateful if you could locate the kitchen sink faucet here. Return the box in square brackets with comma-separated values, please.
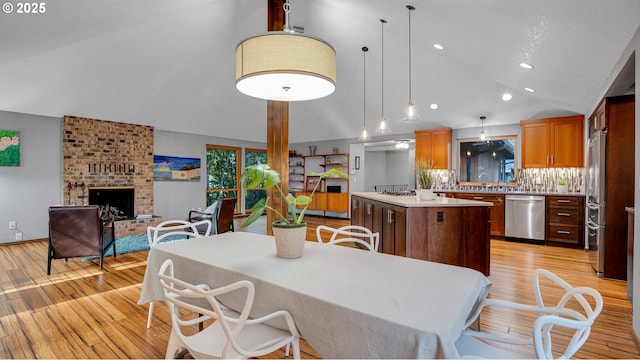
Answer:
[478, 173, 490, 188]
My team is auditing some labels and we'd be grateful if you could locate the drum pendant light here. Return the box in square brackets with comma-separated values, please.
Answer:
[401, 5, 420, 123]
[377, 19, 391, 134]
[359, 47, 371, 142]
[235, 1, 336, 101]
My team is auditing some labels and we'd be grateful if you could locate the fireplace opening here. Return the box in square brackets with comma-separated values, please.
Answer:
[89, 187, 135, 220]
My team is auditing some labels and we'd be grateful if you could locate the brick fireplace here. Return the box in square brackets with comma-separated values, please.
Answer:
[62, 116, 162, 237]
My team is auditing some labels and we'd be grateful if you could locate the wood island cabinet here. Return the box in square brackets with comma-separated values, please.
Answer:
[452, 193, 505, 237]
[350, 195, 364, 227]
[545, 195, 584, 248]
[414, 128, 452, 169]
[351, 194, 490, 275]
[380, 203, 407, 256]
[520, 115, 584, 168]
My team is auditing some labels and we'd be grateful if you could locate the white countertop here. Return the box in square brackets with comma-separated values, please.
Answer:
[352, 192, 493, 208]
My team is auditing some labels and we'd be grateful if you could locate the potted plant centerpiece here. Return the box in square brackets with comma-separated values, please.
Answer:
[416, 158, 436, 200]
[241, 164, 348, 258]
[557, 178, 568, 193]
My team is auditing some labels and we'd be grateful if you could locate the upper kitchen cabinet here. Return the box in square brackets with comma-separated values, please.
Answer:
[520, 115, 584, 168]
[589, 98, 606, 136]
[414, 128, 452, 169]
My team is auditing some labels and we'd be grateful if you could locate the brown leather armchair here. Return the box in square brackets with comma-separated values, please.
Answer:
[188, 196, 237, 234]
[47, 205, 116, 274]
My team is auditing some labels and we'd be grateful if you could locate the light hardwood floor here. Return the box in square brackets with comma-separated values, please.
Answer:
[0, 216, 637, 359]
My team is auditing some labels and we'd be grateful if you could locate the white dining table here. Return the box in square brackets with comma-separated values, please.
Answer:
[139, 231, 492, 359]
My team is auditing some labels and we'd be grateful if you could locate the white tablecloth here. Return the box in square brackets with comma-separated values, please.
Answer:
[139, 232, 492, 359]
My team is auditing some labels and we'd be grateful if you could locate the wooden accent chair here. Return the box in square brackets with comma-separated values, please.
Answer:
[188, 196, 237, 235]
[47, 205, 116, 274]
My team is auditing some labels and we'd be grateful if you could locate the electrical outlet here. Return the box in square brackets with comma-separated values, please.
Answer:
[15, 232, 22, 241]
[8, 221, 16, 230]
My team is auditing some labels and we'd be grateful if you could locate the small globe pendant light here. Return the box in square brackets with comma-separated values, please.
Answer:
[377, 19, 391, 134]
[400, 5, 420, 123]
[359, 47, 371, 142]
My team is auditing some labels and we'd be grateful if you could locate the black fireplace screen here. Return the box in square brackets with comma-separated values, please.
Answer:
[88, 187, 134, 219]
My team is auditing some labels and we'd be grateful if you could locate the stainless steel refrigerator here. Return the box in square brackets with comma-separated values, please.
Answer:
[585, 130, 606, 277]
[585, 94, 634, 281]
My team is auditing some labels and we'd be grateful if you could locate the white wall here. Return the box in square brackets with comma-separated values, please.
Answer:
[364, 151, 387, 191]
[0, 111, 62, 243]
[386, 149, 415, 188]
[349, 143, 365, 193]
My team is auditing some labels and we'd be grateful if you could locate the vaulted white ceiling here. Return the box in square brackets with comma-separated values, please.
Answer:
[0, 0, 638, 143]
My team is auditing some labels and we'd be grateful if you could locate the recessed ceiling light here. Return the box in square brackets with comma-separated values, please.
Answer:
[430, 103, 438, 110]
[433, 44, 445, 50]
[519, 62, 534, 70]
[502, 93, 513, 101]
[524, 87, 536, 93]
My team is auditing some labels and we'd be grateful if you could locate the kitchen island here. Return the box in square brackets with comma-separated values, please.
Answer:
[351, 192, 492, 275]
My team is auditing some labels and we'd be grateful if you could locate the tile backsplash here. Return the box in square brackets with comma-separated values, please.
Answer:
[431, 167, 584, 193]
[517, 168, 584, 193]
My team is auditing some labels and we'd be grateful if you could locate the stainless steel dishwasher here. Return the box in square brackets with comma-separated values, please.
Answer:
[505, 195, 545, 242]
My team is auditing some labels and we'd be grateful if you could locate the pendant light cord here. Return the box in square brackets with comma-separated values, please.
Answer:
[381, 19, 386, 118]
[363, 46, 367, 129]
[407, 5, 414, 103]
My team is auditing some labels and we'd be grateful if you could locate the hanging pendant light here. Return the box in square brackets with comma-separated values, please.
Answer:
[377, 19, 391, 134]
[359, 47, 371, 142]
[401, 5, 420, 123]
[235, 1, 336, 101]
[480, 116, 486, 140]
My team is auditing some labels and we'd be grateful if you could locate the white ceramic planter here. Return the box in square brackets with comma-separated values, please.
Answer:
[272, 222, 307, 258]
[417, 189, 436, 201]
[557, 184, 568, 193]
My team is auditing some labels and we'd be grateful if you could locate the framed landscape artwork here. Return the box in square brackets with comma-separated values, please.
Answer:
[153, 155, 201, 181]
[306, 175, 320, 191]
[0, 129, 20, 166]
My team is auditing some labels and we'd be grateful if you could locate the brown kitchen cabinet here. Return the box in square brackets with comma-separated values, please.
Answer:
[361, 199, 399, 255]
[351, 195, 364, 228]
[452, 193, 505, 237]
[588, 98, 606, 136]
[295, 191, 327, 211]
[327, 192, 348, 212]
[545, 195, 584, 248]
[414, 128, 452, 169]
[520, 115, 584, 168]
[379, 203, 407, 256]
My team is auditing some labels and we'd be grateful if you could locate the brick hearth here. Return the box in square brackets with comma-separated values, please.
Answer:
[62, 116, 161, 237]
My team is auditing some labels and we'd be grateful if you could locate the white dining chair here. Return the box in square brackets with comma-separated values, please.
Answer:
[145, 219, 212, 328]
[157, 259, 301, 359]
[315, 225, 379, 252]
[455, 268, 603, 359]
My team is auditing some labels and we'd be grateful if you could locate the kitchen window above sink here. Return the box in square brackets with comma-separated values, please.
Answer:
[457, 135, 517, 186]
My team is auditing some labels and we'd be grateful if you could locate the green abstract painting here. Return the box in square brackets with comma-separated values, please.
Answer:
[0, 129, 20, 166]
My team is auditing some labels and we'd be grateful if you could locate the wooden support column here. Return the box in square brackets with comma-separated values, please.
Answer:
[266, 0, 289, 235]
